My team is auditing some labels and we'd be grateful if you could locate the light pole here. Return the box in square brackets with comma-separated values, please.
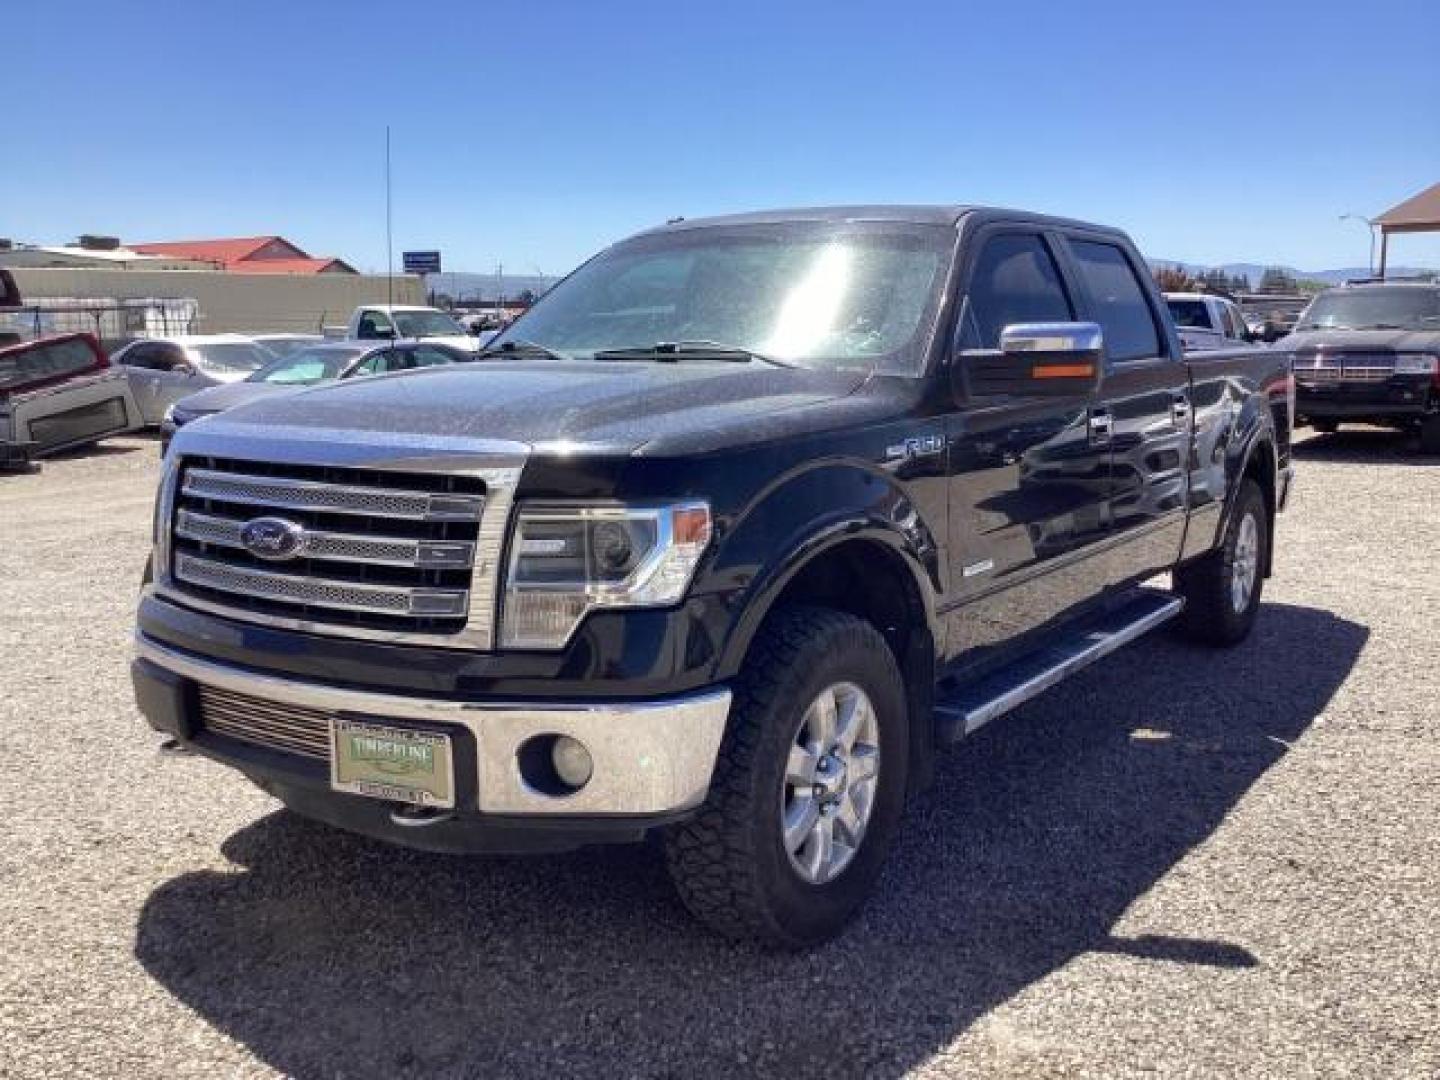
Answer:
[1339, 213, 1376, 276]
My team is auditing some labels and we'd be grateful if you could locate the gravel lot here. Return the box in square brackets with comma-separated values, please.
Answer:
[1, 428, 1436, 1079]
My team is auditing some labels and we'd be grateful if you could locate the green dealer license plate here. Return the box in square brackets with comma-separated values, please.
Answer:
[331, 719, 455, 809]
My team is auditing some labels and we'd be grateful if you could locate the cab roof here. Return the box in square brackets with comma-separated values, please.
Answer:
[635, 204, 1127, 239]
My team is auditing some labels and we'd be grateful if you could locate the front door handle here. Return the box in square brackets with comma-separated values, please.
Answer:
[1171, 396, 1192, 428]
[1088, 408, 1113, 446]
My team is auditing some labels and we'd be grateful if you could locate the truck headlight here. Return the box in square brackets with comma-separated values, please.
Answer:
[500, 501, 712, 649]
[1394, 353, 1439, 375]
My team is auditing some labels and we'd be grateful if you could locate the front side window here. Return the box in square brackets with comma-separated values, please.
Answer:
[408, 346, 457, 367]
[489, 221, 953, 373]
[356, 311, 391, 339]
[353, 349, 393, 376]
[1070, 241, 1162, 363]
[959, 233, 1074, 349]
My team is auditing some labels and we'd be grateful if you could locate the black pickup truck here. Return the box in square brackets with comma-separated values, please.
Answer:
[132, 206, 1293, 946]
[1283, 280, 1440, 451]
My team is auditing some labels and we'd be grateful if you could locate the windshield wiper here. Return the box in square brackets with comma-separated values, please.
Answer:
[475, 339, 568, 361]
[1353, 323, 1408, 330]
[592, 340, 796, 368]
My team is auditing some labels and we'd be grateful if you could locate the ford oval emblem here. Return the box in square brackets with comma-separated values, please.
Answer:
[239, 516, 307, 561]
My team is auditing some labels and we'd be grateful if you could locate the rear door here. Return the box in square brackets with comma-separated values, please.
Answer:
[944, 228, 1114, 663]
[1061, 236, 1190, 582]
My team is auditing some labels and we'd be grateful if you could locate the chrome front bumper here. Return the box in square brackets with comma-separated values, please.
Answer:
[134, 635, 730, 817]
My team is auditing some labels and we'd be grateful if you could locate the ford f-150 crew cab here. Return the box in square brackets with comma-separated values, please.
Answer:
[1281, 280, 1440, 451]
[132, 206, 1294, 946]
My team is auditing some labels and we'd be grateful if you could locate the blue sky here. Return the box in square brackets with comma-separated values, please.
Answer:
[7, 0, 1440, 276]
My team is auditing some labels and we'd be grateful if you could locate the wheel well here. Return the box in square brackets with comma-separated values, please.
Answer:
[763, 539, 937, 792]
[1243, 440, 1277, 576]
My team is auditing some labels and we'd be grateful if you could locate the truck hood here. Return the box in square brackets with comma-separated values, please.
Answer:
[207, 360, 875, 455]
[1280, 328, 1440, 353]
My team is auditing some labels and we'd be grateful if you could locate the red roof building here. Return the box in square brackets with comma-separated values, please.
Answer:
[130, 236, 356, 274]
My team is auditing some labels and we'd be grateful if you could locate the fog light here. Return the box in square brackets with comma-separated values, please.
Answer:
[551, 736, 594, 789]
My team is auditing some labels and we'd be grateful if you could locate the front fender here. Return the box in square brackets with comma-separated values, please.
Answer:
[700, 460, 944, 680]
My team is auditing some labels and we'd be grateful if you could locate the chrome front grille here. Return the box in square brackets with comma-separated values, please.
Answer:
[197, 684, 331, 761]
[165, 455, 505, 644]
[174, 554, 466, 616]
[175, 509, 476, 568]
[181, 468, 484, 520]
[1295, 353, 1396, 384]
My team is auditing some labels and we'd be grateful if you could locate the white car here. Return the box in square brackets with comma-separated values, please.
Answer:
[1164, 293, 1254, 351]
[110, 334, 276, 425]
[345, 305, 479, 352]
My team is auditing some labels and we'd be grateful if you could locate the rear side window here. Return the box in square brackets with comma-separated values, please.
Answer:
[1166, 298, 1211, 329]
[1070, 241, 1162, 362]
[960, 234, 1074, 349]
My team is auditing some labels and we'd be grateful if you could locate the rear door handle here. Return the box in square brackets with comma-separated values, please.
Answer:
[1171, 396, 1191, 428]
[1088, 408, 1113, 446]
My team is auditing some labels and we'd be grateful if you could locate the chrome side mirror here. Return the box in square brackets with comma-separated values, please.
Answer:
[999, 321, 1104, 357]
[960, 321, 1105, 397]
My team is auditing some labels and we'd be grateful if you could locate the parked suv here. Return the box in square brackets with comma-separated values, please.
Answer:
[133, 206, 1293, 945]
[1283, 281, 1440, 450]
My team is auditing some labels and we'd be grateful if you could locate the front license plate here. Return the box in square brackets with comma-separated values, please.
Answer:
[331, 719, 455, 809]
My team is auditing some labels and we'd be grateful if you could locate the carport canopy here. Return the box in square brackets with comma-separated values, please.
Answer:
[1375, 181, 1440, 277]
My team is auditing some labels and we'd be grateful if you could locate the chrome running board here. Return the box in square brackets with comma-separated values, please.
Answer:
[935, 589, 1184, 743]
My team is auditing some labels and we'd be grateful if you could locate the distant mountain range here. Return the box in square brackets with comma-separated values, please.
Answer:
[1149, 260, 1434, 286]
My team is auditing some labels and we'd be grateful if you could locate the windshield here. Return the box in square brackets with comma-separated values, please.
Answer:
[248, 346, 366, 384]
[489, 222, 953, 373]
[191, 342, 274, 372]
[1166, 299, 1213, 329]
[1297, 287, 1440, 331]
[393, 310, 464, 338]
[0, 336, 102, 392]
[256, 336, 320, 358]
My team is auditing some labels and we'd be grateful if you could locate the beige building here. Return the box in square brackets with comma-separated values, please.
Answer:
[5, 266, 424, 335]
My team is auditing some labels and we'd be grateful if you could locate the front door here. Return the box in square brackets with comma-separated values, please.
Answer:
[943, 229, 1113, 667]
[1062, 236, 1190, 582]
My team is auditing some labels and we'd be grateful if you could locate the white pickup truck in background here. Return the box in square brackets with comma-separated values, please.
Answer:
[1164, 292, 1254, 351]
[341, 305, 484, 352]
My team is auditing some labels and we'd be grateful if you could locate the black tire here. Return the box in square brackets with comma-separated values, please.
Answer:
[1311, 419, 1339, 434]
[1174, 478, 1268, 647]
[1419, 415, 1440, 455]
[664, 605, 909, 948]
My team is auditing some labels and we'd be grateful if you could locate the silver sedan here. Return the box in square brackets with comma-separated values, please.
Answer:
[109, 334, 276, 425]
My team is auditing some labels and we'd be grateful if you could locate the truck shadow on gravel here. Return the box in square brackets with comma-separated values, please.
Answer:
[1294, 428, 1434, 464]
[135, 602, 1366, 1079]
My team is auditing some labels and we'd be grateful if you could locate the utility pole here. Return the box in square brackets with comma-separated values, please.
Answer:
[385, 125, 394, 307]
